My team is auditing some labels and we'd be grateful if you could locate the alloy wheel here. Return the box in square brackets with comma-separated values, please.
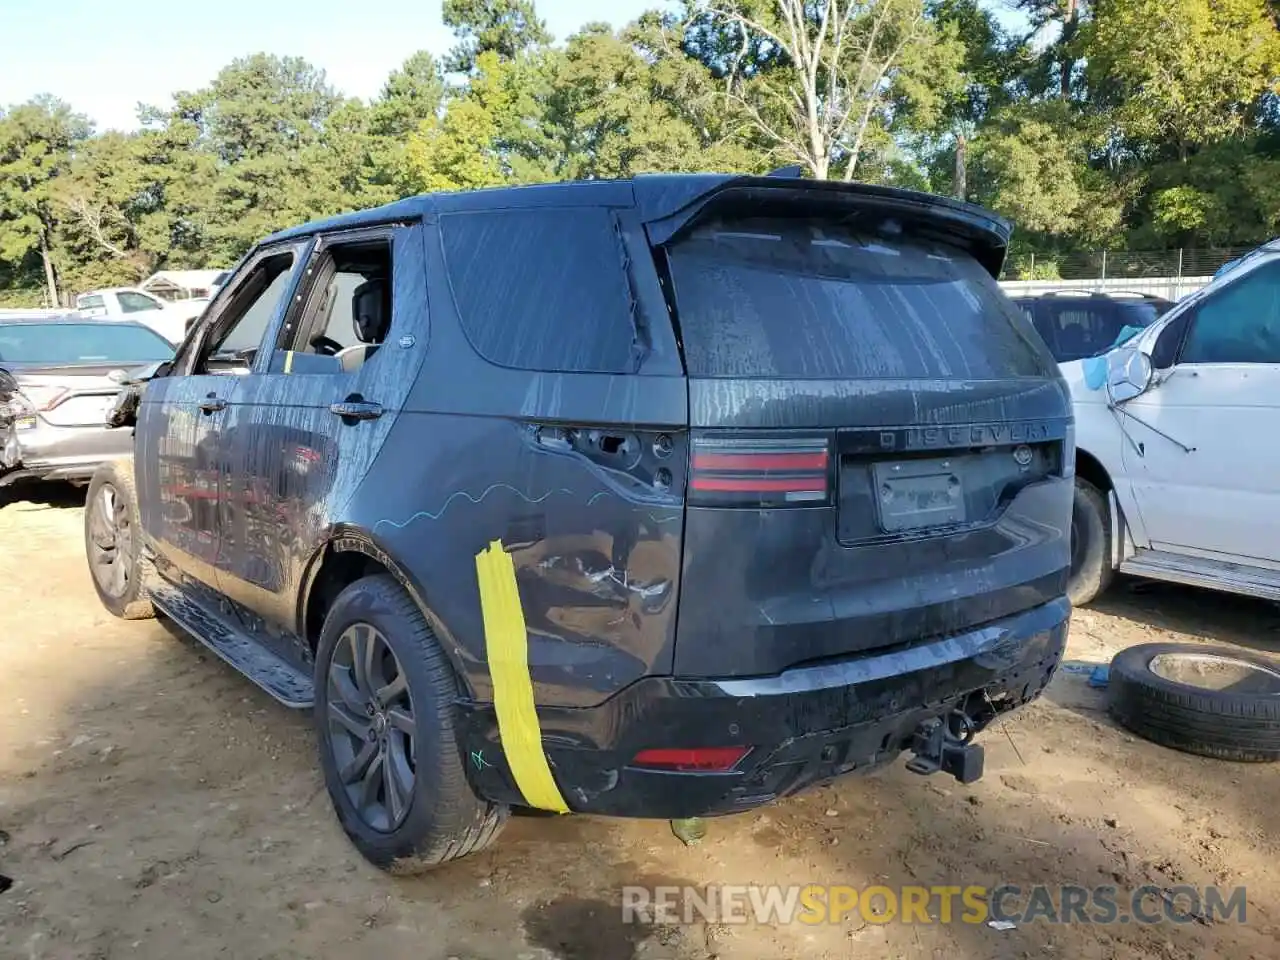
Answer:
[325, 623, 416, 832]
[87, 483, 132, 598]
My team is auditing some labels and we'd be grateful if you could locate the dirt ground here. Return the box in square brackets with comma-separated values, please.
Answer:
[1, 485, 1277, 960]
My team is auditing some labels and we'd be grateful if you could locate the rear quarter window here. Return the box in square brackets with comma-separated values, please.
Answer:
[441, 208, 639, 373]
[664, 218, 1049, 379]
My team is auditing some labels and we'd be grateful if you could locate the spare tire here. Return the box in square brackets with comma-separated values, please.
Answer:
[1108, 642, 1280, 762]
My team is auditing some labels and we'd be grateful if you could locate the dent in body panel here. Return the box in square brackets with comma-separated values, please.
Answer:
[354, 413, 685, 708]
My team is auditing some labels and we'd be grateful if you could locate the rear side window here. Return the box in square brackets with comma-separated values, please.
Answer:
[118, 291, 159, 313]
[0, 322, 173, 363]
[664, 218, 1047, 379]
[441, 209, 639, 373]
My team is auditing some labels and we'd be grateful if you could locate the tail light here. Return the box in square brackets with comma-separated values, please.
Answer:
[689, 434, 831, 506]
[631, 746, 752, 772]
[11, 385, 69, 413]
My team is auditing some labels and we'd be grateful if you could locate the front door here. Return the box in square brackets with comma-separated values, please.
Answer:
[137, 244, 307, 591]
[1121, 258, 1280, 563]
[215, 223, 429, 645]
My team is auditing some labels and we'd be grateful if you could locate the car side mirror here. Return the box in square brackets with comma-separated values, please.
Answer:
[1106, 345, 1153, 404]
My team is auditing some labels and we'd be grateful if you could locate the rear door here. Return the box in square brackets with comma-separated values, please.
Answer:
[652, 209, 1072, 677]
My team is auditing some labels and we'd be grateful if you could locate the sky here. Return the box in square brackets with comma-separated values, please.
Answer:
[0, 0, 674, 132]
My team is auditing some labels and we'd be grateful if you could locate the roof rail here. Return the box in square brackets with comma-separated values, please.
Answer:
[1036, 288, 1162, 300]
[764, 164, 805, 178]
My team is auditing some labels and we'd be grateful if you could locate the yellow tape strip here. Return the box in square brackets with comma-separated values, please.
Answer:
[475, 540, 568, 813]
[283, 350, 294, 374]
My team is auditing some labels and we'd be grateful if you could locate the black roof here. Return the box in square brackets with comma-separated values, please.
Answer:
[262, 173, 1015, 276]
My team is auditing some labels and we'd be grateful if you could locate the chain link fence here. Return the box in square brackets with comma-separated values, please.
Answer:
[1000, 247, 1259, 282]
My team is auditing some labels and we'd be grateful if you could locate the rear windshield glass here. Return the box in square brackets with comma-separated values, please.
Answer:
[0, 322, 174, 364]
[1032, 298, 1172, 362]
[664, 217, 1047, 379]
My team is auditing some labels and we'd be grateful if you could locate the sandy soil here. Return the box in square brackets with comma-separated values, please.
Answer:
[1, 484, 1277, 960]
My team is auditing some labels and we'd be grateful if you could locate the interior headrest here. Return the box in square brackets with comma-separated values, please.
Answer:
[352, 278, 389, 343]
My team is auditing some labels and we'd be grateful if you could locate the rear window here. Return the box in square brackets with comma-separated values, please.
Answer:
[1032, 298, 1171, 362]
[664, 217, 1046, 379]
[441, 208, 639, 373]
[0, 322, 174, 364]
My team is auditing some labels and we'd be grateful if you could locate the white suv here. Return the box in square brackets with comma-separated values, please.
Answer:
[1063, 240, 1280, 604]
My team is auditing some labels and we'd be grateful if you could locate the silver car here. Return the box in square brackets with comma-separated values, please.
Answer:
[1, 315, 174, 493]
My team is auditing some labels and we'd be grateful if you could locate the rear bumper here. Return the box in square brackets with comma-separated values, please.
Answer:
[462, 597, 1070, 817]
[0, 422, 132, 487]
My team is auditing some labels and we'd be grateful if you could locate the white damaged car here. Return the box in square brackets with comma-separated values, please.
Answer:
[1063, 240, 1280, 605]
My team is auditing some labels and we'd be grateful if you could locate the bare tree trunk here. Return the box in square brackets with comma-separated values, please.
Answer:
[954, 133, 967, 201]
[1059, 0, 1079, 100]
[39, 229, 59, 308]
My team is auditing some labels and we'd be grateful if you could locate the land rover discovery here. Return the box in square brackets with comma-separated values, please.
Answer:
[86, 173, 1073, 870]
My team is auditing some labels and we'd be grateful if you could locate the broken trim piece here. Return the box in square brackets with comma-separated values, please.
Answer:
[475, 539, 569, 813]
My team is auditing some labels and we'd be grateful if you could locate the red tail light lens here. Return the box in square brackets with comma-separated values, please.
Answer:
[690, 435, 831, 506]
[631, 746, 752, 772]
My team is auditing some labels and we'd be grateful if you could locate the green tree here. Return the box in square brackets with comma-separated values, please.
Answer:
[0, 96, 91, 304]
[1086, 0, 1280, 160]
[443, 0, 553, 73]
[401, 50, 556, 192]
[372, 51, 446, 137]
[543, 17, 762, 180]
[692, 0, 966, 179]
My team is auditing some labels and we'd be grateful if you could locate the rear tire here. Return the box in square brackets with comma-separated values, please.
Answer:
[1068, 478, 1113, 607]
[84, 460, 154, 620]
[314, 574, 507, 872]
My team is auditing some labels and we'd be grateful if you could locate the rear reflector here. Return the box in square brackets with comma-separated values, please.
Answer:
[690, 435, 831, 506]
[631, 746, 752, 772]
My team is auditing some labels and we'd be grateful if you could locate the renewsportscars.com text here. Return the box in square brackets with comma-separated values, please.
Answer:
[621, 883, 1248, 926]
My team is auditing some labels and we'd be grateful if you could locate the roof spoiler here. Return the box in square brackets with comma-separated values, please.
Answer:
[637, 175, 1013, 278]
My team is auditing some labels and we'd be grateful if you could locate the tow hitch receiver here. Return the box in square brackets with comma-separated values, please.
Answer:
[905, 712, 985, 784]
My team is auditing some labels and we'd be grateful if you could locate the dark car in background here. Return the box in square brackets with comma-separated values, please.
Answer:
[1011, 290, 1176, 363]
[84, 174, 1074, 871]
[1, 316, 174, 493]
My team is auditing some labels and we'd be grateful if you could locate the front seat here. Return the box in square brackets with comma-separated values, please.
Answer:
[336, 277, 391, 373]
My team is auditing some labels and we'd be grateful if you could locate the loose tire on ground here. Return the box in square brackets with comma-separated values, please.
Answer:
[84, 459, 154, 620]
[314, 574, 508, 871]
[1068, 478, 1114, 607]
[1108, 642, 1280, 762]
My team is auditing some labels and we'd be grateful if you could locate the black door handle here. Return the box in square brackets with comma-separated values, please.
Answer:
[330, 399, 383, 421]
[198, 394, 227, 414]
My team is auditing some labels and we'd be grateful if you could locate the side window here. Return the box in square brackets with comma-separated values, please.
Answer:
[1181, 262, 1280, 364]
[195, 251, 297, 375]
[77, 294, 105, 314]
[441, 208, 638, 373]
[118, 291, 159, 313]
[276, 236, 393, 374]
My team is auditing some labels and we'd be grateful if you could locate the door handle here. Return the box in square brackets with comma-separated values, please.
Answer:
[198, 394, 227, 414]
[330, 399, 384, 421]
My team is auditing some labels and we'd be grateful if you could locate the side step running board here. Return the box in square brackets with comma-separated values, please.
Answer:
[1120, 550, 1280, 603]
[149, 581, 315, 708]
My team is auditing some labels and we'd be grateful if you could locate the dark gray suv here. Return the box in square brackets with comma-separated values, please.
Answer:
[86, 174, 1074, 870]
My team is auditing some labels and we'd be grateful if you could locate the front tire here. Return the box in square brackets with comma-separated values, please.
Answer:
[314, 574, 507, 871]
[1068, 478, 1113, 607]
[84, 460, 154, 620]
